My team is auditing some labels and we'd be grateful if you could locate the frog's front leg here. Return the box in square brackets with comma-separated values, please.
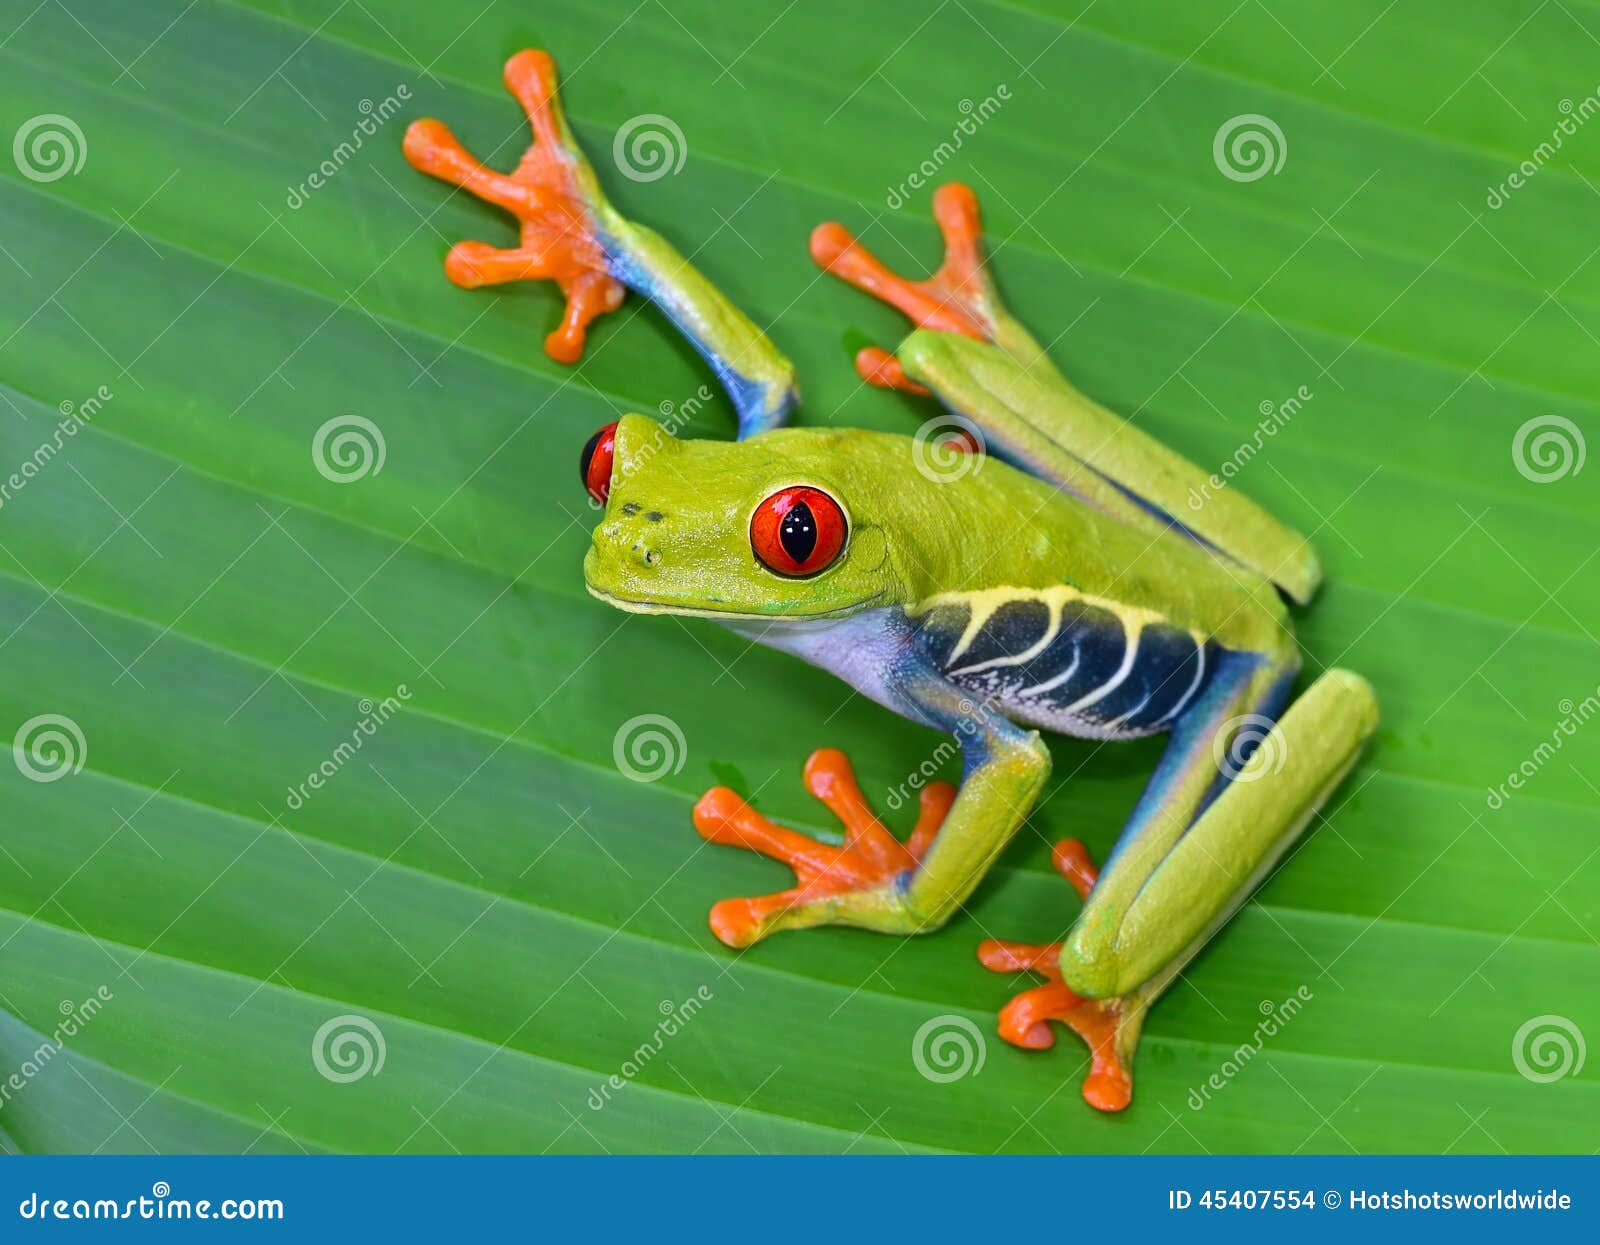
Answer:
[404, 49, 797, 436]
[693, 671, 1050, 947]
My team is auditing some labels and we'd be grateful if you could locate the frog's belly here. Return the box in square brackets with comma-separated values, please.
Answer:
[914, 589, 1218, 740]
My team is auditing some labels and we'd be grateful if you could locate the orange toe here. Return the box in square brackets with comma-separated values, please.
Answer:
[998, 981, 1079, 1050]
[978, 840, 1137, 1113]
[810, 184, 996, 342]
[402, 50, 624, 367]
[855, 346, 932, 395]
[1051, 838, 1098, 900]
[692, 748, 951, 948]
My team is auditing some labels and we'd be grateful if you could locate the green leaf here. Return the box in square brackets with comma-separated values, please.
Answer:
[0, 0, 1595, 1153]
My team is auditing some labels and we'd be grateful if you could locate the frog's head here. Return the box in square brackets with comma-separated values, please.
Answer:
[582, 413, 921, 621]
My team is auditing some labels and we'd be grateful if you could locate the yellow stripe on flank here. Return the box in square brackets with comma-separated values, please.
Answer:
[911, 584, 1181, 641]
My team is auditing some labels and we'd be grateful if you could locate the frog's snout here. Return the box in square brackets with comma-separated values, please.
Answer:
[584, 507, 676, 611]
[595, 513, 663, 572]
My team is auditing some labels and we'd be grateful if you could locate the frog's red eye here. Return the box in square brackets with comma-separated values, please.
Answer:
[750, 486, 847, 578]
[580, 422, 617, 504]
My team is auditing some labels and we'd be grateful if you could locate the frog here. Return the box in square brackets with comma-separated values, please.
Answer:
[404, 49, 1379, 1112]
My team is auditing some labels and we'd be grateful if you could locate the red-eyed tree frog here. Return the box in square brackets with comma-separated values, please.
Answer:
[404, 50, 1379, 1112]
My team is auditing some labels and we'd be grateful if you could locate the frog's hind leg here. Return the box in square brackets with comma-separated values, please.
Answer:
[810, 184, 1048, 381]
[978, 841, 1149, 1113]
[1064, 665, 1378, 1003]
[811, 185, 1320, 603]
[977, 666, 1373, 1111]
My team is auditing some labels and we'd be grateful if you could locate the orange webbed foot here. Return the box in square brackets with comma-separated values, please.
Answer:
[977, 839, 1136, 1113]
[402, 50, 625, 365]
[811, 183, 1001, 390]
[692, 749, 954, 949]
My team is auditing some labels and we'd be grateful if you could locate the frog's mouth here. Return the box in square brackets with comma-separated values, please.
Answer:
[584, 580, 885, 622]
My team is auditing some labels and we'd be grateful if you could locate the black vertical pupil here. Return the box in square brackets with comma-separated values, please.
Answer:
[779, 501, 817, 564]
[579, 428, 604, 486]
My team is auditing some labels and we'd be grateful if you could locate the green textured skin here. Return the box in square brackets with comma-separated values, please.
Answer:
[585, 412, 1290, 657]
[584, 407, 1374, 1008]
[565, 62, 1376, 1062]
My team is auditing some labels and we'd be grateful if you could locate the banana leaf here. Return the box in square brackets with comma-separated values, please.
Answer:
[0, 0, 1594, 1153]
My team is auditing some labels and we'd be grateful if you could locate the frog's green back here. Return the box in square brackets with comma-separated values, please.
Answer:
[753, 424, 1294, 656]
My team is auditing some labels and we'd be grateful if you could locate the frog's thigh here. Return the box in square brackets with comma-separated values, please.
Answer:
[1062, 668, 1378, 999]
[898, 329, 1321, 604]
